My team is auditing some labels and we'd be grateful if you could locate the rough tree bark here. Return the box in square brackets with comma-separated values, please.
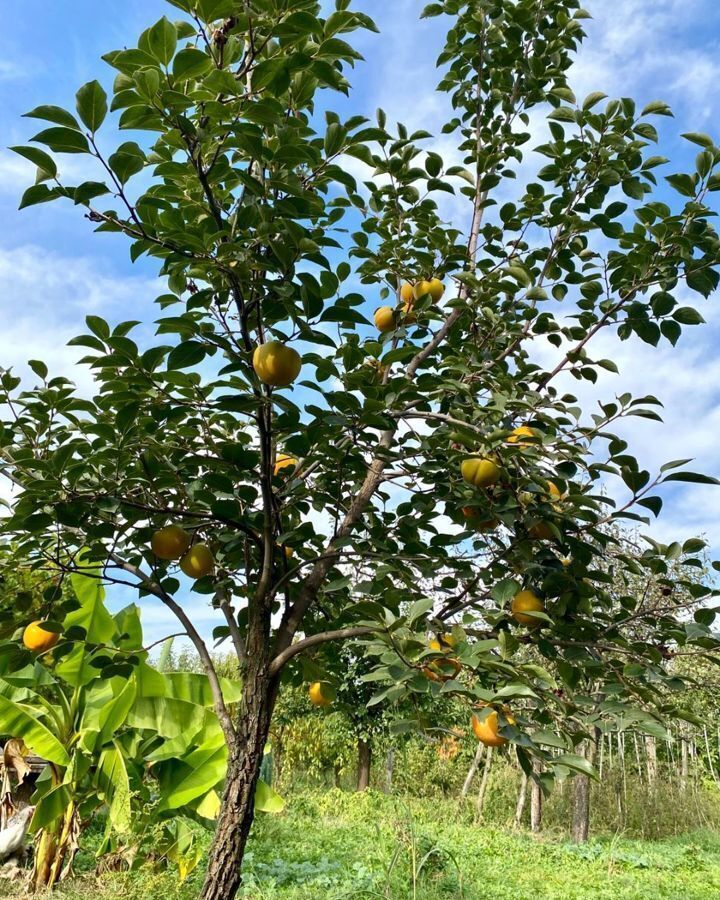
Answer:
[530, 760, 543, 834]
[475, 745, 494, 821]
[356, 739, 372, 792]
[461, 743, 485, 799]
[680, 733, 689, 788]
[645, 735, 657, 786]
[385, 748, 395, 793]
[570, 732, 598, 843]
[199, 663, 277, 900]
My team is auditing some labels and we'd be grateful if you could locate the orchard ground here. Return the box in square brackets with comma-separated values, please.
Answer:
[2, 790, 720, 899]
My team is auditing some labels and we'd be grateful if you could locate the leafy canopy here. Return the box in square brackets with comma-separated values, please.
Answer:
[2, 0, 720, 789]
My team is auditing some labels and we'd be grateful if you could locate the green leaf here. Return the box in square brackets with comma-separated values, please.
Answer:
[127, 696, 212, 740]
[96, 744, 131, 833]
[147, 17, 178, 65]
[554, 753, 597, 779]
[96, 679, 137, 747]
[108, 141, 146, 184]
[408, 597, 433, 623]
[532, 730, 568, 750]
[685, 265, 719, 298]
[490, 578, 520, 605]
[582, 92, 607, 110]
[10, 145, 57, 179]
[19, 184, 61, 210]
[67, 570, 117, 643]
[168, 341, 207, 369]
[28, 360, 48, 380]
[162, 739, 227, 809]
[173, 48, 213, 81]
[493, 683, 538, 700]
[672, 307, 705, 325]
[681, 132, 715, 149]
[255, 779, 285, 813]
[31, 127, 90, 154]
[76, 81, 108, 133]
[642, 100, 673, 117]
[23, 105, 81, 129]
[0, 695, 69, 766]
[664, 472, 720, 486]
[29, 784, 72, 832]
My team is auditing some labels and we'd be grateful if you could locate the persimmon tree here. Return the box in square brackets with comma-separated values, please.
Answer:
[4, 0, 720, 897]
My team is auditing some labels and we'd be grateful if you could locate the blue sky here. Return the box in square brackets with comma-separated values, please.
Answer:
[1, 0, 720, 645]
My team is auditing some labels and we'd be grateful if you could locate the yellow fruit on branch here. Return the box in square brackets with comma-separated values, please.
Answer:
[401, 301, 417, 324]
[471, 707, 515, 747]
[308, 682, 336, 707]
[374, 306, 396, 333]
[400, 282, 414, 303]
[506, 425, 538, 446]
[511, 589, 545, 626]
[547, 481, 563, 502]
[461, 457, 501, 489]
[252, 341, 302, 387]
[423, 634, 461, 682]
[274, 454, 298, 477]
[283, 546, 294, 559]
[179, 543, 215, 579]
[428, 634, 456, 652]
[528, 521, 555, 541]
[413, 278, 445, 303]
[422, 657, 462, 682]
[23, 621, 60, 654]
[151, 525, 191, 561]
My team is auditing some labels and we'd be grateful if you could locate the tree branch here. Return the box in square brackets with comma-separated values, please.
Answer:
[268, 627, 377, 676]
[108, 552, 236, 745]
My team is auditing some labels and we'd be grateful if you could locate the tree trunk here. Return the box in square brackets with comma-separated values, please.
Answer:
[356, 738, 372, 791]
[199, 664, 277, 900]
[461, 742, 485, 799]
[385, 748, 395, 793]
[475, 745, 493, 821]
[530, 760, 542, 834]
[633, 733, 643, 783]
[645, 735, 657, 786]
[514, 771, 528, 829]
[571, 735, 597, 843]
[703, 726, 719, 785]
[681, 734, 689, 788]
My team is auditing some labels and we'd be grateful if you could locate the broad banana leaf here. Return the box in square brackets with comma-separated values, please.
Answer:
[0, 696, 68, 766]
[55, 644, 105, 687]
[55, 571, 117, 687]
[136, 663, 242, 706]
[68, 570, 116, 643]
[96, 679, 137, 747]
[0, 661, 55, 687]
[160, 739, 227, 810]
[194, 789, 221, 820]
[113, 604, 144, 652]
[255, 779, 284, 813]
[0, 677, 40, 703]
[126, 695, 213, 740]
[29, 783, 71, 832]
[96, 743, 131, 834]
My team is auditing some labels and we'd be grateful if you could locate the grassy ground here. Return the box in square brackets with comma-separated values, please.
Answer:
[2, 790, 720, 899]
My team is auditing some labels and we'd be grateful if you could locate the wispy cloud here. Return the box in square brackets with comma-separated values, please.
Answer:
[0, 244, 157, 385]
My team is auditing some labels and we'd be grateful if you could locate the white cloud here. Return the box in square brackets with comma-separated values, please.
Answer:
[0, 59, 25, 82]
[0, 244, 157, 386]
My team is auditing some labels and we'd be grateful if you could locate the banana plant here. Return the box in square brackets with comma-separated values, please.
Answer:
[0, 570, 282, 889]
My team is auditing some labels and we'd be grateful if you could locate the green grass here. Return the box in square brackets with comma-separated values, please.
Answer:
[2, 791, 720, 899]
